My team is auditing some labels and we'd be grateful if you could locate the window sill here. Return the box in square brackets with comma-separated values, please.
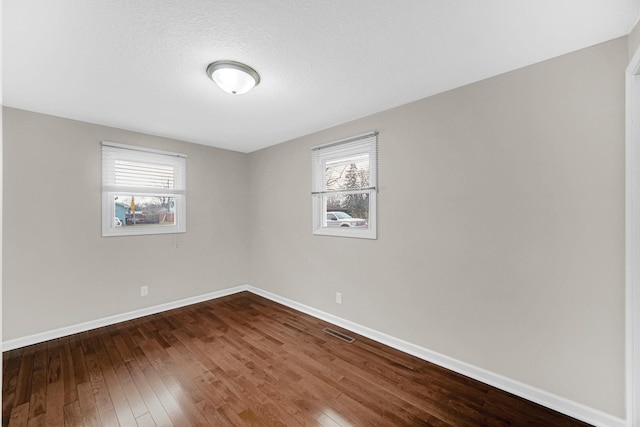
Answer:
[312, 227, 376, 240]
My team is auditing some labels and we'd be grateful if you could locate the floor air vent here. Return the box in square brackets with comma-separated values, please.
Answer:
[323, 327, 355, 343]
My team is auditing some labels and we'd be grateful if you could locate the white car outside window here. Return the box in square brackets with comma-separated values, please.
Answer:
[326, 212, 367, 228]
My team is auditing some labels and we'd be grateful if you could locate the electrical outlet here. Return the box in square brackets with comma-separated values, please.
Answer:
[141, 285, 149, 297]
[336, 292, 342, 304]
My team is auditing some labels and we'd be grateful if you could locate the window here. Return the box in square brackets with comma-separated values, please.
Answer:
[102, 142, 186, 237]
[312, 131, 378, 239]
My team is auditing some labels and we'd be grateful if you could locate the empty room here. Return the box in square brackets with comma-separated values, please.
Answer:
[3, 1, 640, 426]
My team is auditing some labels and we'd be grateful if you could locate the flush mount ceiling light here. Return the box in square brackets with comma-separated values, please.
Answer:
[206, 60, 260, 95]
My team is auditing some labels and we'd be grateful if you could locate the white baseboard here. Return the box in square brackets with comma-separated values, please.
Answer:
[246, 285, 627, 427]
[1, 285, 249, 352]
[2, 283, 627, 427]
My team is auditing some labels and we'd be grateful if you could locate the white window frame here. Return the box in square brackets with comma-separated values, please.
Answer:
[102, 141, 187, 237]
[311, 131, 378, 239]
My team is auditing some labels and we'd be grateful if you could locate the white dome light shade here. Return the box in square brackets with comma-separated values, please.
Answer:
[206, 61, 260, 95]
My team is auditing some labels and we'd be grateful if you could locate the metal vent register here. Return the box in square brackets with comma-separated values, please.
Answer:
[323, 328, 355, 343]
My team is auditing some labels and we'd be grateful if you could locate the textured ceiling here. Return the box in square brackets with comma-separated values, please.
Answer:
[4, 1, 640, 152]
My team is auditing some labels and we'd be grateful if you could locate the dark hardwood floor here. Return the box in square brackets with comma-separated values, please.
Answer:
[3, 292, 591, 426]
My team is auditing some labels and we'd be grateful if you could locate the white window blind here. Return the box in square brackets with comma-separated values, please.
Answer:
[311, 131, 378, 239]
[114, 160, 176, 189]
[102, 144, 186, 194]
[102, 142, 187, 236]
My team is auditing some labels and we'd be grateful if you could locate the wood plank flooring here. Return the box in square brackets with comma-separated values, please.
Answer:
[3, 292, 592, 426]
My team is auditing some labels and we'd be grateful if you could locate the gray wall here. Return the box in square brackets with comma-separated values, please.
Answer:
[248, 38, 627, 417]
[2, 108, 250, 340]
[2, 37, 629, 418]
[630, 18, 640, 59]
